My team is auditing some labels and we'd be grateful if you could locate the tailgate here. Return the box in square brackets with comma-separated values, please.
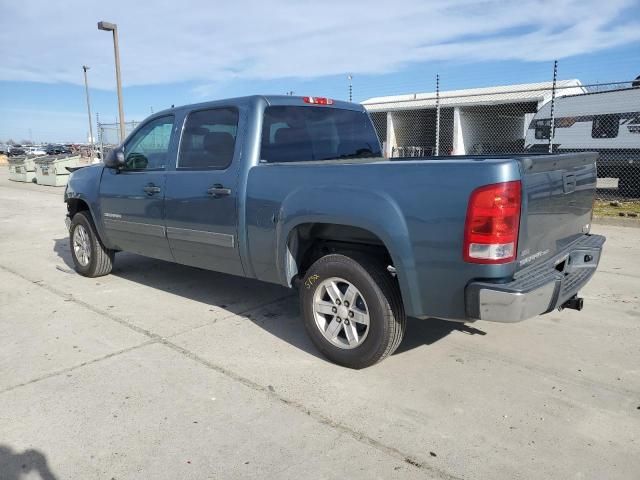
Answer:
[516, 153, 597, 271]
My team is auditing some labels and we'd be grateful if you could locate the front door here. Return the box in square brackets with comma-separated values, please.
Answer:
[99, 115, 176, 262]
[164, 107, 244, 276]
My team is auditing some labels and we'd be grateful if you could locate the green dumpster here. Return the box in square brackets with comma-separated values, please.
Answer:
[8, 155, 38, 183]
[34, 154, 86, 187]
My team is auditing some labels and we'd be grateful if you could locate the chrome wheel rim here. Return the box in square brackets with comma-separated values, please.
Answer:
[73, 224, 91, 267]
[312, 277, 370, 349]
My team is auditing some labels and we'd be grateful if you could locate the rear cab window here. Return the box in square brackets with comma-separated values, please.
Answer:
[260, 106, 381, 163]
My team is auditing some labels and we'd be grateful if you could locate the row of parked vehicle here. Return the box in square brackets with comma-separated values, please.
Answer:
[1, 144, 74, 157]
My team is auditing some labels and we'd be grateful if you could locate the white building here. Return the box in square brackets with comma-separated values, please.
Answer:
[362, 80, 586, 157]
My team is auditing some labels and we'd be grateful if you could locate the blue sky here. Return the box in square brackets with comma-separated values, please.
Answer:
[1, 0, 639, 143]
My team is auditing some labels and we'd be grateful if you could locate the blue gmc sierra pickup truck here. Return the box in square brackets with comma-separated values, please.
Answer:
[64, 95, 605, 368]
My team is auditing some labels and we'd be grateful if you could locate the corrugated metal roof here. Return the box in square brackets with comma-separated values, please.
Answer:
[362, 80, 586, 112]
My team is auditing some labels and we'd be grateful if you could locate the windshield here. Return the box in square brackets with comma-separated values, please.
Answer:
[260, 106, 381, 163]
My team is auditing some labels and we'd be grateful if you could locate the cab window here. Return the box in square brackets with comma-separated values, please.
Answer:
[124, 115, 174, 170]
[123, 115, 174, 170]
[178, 108, 239, 169]
[260, 106, 381, 163]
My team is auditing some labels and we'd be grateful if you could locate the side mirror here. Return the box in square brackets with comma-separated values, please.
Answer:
[104, 146, 125, 169]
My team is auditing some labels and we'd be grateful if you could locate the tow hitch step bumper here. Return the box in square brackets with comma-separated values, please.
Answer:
[465, 234, 605, 323]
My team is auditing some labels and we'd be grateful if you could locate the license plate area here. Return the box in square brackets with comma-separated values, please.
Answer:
[558, 248, 600, 274]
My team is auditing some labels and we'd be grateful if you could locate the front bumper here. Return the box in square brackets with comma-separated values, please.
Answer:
[465, 234, 606, 323]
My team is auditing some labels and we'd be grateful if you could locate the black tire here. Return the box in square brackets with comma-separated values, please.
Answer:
[69, 211, 114, 277]
[299, 253, 406, 368]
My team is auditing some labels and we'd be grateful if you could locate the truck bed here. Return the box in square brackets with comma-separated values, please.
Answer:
[245, 152, 598, 320]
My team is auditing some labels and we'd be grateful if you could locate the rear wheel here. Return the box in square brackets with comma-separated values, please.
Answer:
[300, 253, 406, 368]
[69, 211, 114, 277]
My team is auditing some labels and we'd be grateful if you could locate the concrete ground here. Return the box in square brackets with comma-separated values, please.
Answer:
[0, 167, 638, 480]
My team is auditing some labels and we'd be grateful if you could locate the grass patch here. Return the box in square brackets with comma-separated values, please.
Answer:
[594, 200, 640, 218]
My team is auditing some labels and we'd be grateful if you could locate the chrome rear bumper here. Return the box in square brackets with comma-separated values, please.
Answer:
[465, 234, 605, 323]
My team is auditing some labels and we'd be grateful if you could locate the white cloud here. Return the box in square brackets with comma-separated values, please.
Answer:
[0, 0, 638, 90]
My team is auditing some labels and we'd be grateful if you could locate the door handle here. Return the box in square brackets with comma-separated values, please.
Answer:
[143, 184, 161, 195]
[207, 185, 231, 198]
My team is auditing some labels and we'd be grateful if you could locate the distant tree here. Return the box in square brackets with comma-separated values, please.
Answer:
[7, 139, 16, 145]
[21, 139, 33, 145]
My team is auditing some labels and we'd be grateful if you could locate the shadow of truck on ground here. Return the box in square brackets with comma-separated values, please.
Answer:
[0, 445, 58, 480]
[53, 237, 485, 361]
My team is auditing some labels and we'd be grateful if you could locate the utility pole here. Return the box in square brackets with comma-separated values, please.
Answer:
[348, 74, 353, 102]
[98, 21, 126, 142]
[82, 66, 95, 154]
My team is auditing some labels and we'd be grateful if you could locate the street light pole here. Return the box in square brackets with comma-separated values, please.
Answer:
[97, 21, 126, 143]
[82, 66, 95, 155]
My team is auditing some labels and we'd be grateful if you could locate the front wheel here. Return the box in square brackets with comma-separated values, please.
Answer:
[300, 254, 406, 368]
[69, 211, 114, 277]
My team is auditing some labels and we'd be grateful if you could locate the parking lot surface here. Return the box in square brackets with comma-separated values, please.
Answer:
[1, 168, 639, 480]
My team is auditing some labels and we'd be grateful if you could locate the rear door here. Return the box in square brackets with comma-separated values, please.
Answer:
[516, 152, 597, 270]
[99, 115, 176, 261]
[163, 107, 244, 276]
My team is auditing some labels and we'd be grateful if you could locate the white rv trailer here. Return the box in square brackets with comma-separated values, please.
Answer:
[525, 87, 640, 195]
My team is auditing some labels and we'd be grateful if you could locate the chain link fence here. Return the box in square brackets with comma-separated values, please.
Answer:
[96, 120, 139, 159]
[364, 76, 640, 201]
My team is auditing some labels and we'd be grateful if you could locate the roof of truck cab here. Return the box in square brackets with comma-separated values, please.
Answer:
[152, 95, 365, 118]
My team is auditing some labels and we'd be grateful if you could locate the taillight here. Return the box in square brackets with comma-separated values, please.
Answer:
[463, 181, 521, 264]
[303, 96, 334, 105]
